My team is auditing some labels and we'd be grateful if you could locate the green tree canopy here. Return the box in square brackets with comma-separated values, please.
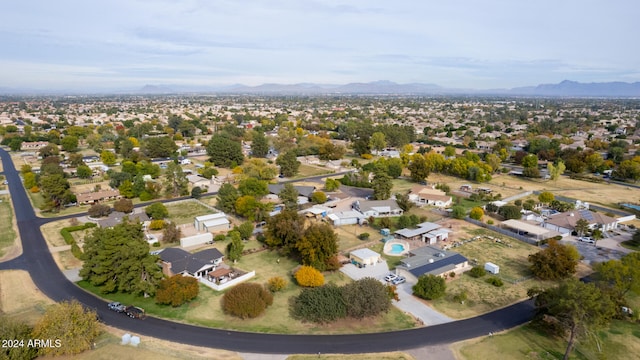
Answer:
[145, 202, 169, 219]
[207, 133, 244, 168]
[296, 223, 338, 271]
[276, 150, 301, 177]
[528, 239, 580, 280]
[413, 274, 446, 300]
[216, 183, 239, 213]
[80, 221, 164, 296]
[141, 136, 178, 158]
[250, 131, 270, 158]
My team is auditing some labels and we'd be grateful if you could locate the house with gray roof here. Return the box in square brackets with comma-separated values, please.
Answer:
[158, 247, 224, 278]
[396, 246, 470, 282]
[352, 199, 403, 218]
[394, 222, 451, 244]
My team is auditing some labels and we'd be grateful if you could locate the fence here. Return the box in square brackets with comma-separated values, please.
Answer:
[464, 217, 541, 246]
[199, 271, 255, 291]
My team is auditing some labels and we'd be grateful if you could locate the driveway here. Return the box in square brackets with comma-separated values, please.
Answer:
[340, 262, 453, 326]
[561, 237, 630, 265]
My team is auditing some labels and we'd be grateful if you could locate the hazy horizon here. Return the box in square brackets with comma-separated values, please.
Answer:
[1, 1, 639, 91]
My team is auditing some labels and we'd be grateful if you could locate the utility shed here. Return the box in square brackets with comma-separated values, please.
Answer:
[349, 248, 381, 266]
[484, 262, 500, 274]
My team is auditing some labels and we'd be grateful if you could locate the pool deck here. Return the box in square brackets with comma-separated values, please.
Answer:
[383, 239, 410, 256]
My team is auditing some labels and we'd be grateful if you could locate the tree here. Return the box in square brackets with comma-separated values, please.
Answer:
[295, 265, 325, 287]
[80, 221, 164, 295]
[38, 143, 59, 158]
[538, 191, 554, 204]
[227, 231, 244, 262]
[207, 134, 244, 168]
[451, 205, 466, 219]
[163, 162, 189, 198]
[276, 150, 301, 177]
[369, 132, 387, 153]
[238, 177, 269, 197]
[318, 142, 346, 160]
[240, 158, 278, 180]
[265, 210, 305, 252]
[498, 205, 522, 220]
[278, 183, 300, 210]
[574, 218, 589, 237]
[547, 160, 566, 181]
[395, 192, 414, 212]
[325, 178, 341, 192]
[413, 274, 446, 300]
[191, 186, 203, 199]
[528, 239, 580, 280]
[145, 202, 169, 219]
[113, 198, 134, 213]
[371, 171, 392, 200]
[530, 279, 615, 360]
[310, 191, 327, 204]
[291, 283, 345, 323]
[522, 153, 538, 168]
[75, 164, 92, 179]
[222, 282, 273, 319]
[594, 252, 640, 304]
[61, 135, 79, 152]
[250, 131, 270, 158]
[408, 154, 430, 182]
[39, 173, 73, 211]
[234, 195, 262, 220]
[0, 318, 37, 360]
[141, 136, 178, 158]
[88, 203, 111, 217]
[162, 221, 181, 244]
[341, 277, 391, 319]
[236, 221, 254, 240]
[31, 300, 101, 356]
[100, 150, 116, 166]
[469, 207, 484, 220]
[8, 137, 23, 151]
[217, 183, 239, 213]
[155, 275, 199, 307]
[296, 223, 338, 271]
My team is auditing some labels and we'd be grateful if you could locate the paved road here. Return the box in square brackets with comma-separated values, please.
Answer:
[0, 148, 535, 354]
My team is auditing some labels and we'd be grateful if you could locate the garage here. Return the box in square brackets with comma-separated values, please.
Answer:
[349, 248, 381, 267]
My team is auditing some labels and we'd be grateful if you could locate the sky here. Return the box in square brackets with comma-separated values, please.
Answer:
[1, 0, 638, 91]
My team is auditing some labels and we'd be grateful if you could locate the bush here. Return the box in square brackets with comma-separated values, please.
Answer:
[468, 266, 486, 278]
[295, 265, 324, 287]
[412, 274, 446, 300]
[360, 153, 373, 160]
[358, 232, 370, 240]
[291, 284, 346, 323]
[451, 205, 466, 219]
[214, 234, 227, 242]
[155, 275, 199, 307]
[310, 191, 327, 204]
[453, 291, 468, 303]
[88, 204, 111, 218]
[449, 271, 456, 278]
[469, 207, 484, 220]
[266, 276, 288, 292]
[113, 198, 134, 213]
[149, 219, 165, 230]
[487, 219, 494, 225]
[71, 243, 83, 259]
[30, 185, 40, 193]
[222, 283, 273, 319]
[342, 277, 391, 319]
[145, 202, 169, 219]
[485, 277, 504, 287]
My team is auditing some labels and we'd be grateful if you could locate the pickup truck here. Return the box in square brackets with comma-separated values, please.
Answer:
[107, 301, 126, 313]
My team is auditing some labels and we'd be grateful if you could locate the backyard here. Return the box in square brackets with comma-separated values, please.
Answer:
[165, 199, 216, 225]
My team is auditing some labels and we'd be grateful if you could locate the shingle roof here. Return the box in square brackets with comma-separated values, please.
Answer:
[405, 253, 468, 278]
[159, 247, 224, 275]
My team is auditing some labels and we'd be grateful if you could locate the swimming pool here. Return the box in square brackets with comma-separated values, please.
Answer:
[389, 244, 405, 255]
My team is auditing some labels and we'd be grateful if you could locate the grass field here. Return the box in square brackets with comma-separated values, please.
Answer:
[294, 164, 335, 179]
[166, 200, 216, 225]
[0, 270, 54, 324]
[0, 195, 17, 257]
[453, 320, 640, 360]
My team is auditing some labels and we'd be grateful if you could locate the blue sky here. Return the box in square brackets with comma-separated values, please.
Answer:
[1, 0, 638, 90]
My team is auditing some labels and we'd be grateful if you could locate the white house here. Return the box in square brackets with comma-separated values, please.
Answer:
[542, 209, 618, 234]
[349, 248, 381, 266]
[352, 199, 403, 218]
[408, 185, 452, 207]
[394, 222, 451, 244]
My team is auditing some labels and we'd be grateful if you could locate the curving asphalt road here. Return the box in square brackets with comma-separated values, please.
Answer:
[0, 148, 535, 354]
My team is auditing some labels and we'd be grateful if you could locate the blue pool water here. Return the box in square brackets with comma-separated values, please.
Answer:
[622, 203, 640, 211]
[389, 244, 405, 255]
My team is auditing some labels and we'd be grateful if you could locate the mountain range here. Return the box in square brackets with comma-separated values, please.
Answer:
[2, 80, 640, 97]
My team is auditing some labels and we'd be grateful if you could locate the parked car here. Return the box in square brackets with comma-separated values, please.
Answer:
[391, 276, 406, 285]
[384, 273, 398, 282]
[108, 301, 126, 313]
[579, 237, 595, 244]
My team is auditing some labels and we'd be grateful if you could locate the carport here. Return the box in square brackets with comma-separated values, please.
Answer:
[501, 219, 550, 241]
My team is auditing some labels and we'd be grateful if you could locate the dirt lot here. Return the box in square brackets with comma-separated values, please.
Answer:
[0, 270, 54, 324]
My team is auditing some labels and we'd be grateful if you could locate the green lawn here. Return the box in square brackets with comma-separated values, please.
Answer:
[166, 200, 216, 225]
[294, 164, 334, 179]
[620, 238, 640, 251]
[0, 195, 16, 257]
[455, 320, 640, 360]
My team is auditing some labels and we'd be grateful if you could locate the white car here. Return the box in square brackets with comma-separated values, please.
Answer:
[384, 273, 398, 282]
[579, 237, 595, 244]
[391, 276, 406, 285]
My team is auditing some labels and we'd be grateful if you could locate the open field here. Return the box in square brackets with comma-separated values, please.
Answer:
[334, 224, 378, 251]
[0, 195, 18, 258]
[294, 164, 335, 179]
[0, 270, 54, 324]
[166, 200, 215, 225]
[452, 320, 640, 360]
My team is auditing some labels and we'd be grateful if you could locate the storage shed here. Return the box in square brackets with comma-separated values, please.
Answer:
[484, 262, 500, 274]
[349, 248, 381, 267]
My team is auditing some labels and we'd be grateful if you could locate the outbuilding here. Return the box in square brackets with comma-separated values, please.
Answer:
[484, 262, 500, 274]
[349, 248, 381, 267]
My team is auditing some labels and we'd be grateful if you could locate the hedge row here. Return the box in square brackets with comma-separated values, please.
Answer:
[60, 222, 97, 257]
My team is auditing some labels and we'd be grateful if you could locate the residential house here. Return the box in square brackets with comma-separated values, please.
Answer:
[96, 210, 150, 228]
[76, 188, 121, 205]
[408, 185, 452, 207]
[326, 211, 366, 226]
[268, 184, 316, 205]
[158, 247, 224, 278]
[394, 222, 451, 244]
[352, 199, 403, 218]
[186, 174, 213, 191]
[542, 209, 618, 234]
[20, 141, 50, 151]
[396, 246, 470, 282]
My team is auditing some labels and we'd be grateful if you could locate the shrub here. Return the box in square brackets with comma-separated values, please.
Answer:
[71, 243, 83, 259]
[469, 207, 484, 220]
[291, 284, 346, 323]
[236, 221, 254, 240]
[324, 255, 342, 271]
[149, 219, 165, 230]
[468, 266, 486, 278]
[30, 185, 40, 193]
[295, 265, 324, 287]
[88, 204, 111, 218]
[214, 234, 227, 242]
[162, 222, 181, 244]
[412, 274, 446, 300]
[487, 219, 494, 225]
[266, 276, 288, 292]
[485, 277, 504, 287]
[155, 275, 199, 307]
[145, 202, 169, 219]
[358, 232, 370, 240]
[453, 291, 468, 303]
[310, 191, 327, 204]
[113, 198, 134, 213]
[342, 277, 391, 319]
[451, 205, 466, 219]
[360, 153, 373, 160]
[222, 282, 273, 319]
[449, 271, 456, 278]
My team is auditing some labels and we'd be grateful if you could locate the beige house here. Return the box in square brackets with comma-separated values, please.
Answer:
[408, 185, 452, 207]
